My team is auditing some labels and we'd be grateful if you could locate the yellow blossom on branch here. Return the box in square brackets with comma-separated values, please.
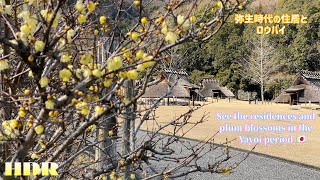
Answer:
[35, 40, 45, 52]
[59, 68, 72, 82]
[107, 56, 123, 71]
[87, 1, 97, 12]
[0, 60, 9, 71]
[39, 77, 49, 87]
[75, 0, 85, 12]
[165, 32, 178, 43]
[99, 16, 107, 24]
[45, 100, 55, 110]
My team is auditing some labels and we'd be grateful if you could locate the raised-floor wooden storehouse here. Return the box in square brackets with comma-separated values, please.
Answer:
[274, 70, 320, 104]
[141, 69, 204, 105]
[199, 78, 235, 98]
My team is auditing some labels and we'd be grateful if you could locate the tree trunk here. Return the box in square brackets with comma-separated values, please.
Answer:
[95, 114, 117, 173]
[260, 36, 264, 105]
[95, 40, 117, 179]
[261, 84, 264, 104]
[261, 78, 264, 104]
[122, 79, 134, 179]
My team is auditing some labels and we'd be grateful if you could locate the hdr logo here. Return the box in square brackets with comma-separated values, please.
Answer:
[4, 162, 59, 176]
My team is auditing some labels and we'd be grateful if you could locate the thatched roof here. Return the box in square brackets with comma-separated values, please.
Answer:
[199, 78, 235, 97]
[274, 70, 320, 103]
[220, 87, 235, 97]
[141, 69, 200, 98]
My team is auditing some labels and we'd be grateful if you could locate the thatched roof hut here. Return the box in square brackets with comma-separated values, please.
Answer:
[199, 78, 235, 98]
[274, 70, 320, 104]
[141, 69, 203, 99]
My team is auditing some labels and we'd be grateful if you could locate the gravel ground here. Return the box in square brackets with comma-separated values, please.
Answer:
[136, 131, 320, 180]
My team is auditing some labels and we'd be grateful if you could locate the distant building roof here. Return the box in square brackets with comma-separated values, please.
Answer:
[199, 78, 234, 97]
[141, 69, 200, 98]
[300, 70, 320, 80]
[274, 70, 320, 103]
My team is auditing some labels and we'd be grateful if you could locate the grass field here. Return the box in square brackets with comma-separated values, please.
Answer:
[139, 99, 320, 167]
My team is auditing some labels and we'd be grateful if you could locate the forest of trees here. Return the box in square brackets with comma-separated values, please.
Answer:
[181, 0, 320, 100]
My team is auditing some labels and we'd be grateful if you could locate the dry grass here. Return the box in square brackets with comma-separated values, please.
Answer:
[139, 99, 320, 167]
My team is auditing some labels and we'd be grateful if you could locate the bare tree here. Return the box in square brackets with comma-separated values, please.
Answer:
[239, 34, 280, 104]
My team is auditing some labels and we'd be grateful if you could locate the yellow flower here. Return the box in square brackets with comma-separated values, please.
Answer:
[136, 64, 145, 72]
[133, 0, 140, 6]
[142, 61, 156, 68]
[52, 12, 61, 28]
[61, 54, 71, 63]
[190, 16, 197, 23]
[141, 17, 148, 25]
[135, 50, 144, 59]
[34, 125, 44, 135]
[39, 77, 49, 87]
[123, 51, 132, 58]
[40, 9, 53, 23]
[31, 153, 39, 159]
[0, 60, 9, 71]
[118, 72, 127, 78]
[59, 68, 72, 82]
[165, 32, 178, 44]
[75, 101, 87, 109]
[99, 16, 107, 24]
[92, 69, 102, 78]
[35, 40, 45, 52]
[94, 106, 105, 116]
[161, 26, 168, 35]
[130, 32, 139, 41]
[86, 124, 96, 132]
[108, 130, 113, 136]
[4, 5, 12, 15]
[67, 29, 75, 43]
[28, 71, 34, 78]
[94, 29, 99, 35]
[78, 14, 86, 24]
[28, 56, 34, 62]
[26, 16, 38, 33]
[177, 15, 185, 25]
[80, 54, 92, 65]
[24, 89, 31, 95]
[103, 79, 113, 87]
[107, 56, 122, 71]
[127, 70, 139, 80]
[18, 110, 26, 118]
[20, 24, 31, 35]
[221, 168, 231, 175]
[81, 108, 90, 115]
[83, 69, 92, 78]
[48, 111, 54, 117]
[45, 100, 55, 109]
[155, 16, 164, 24]
[68, 65, 73, 70]
[143, 55, 154, 61]
[217, 1, 223, 8]
[75, 0, 85, 12]
[87, 1, 96, 12]
[10, 120, 19, 128]
[182, 20, 190, 30]
[130, 173, 136, 179]
[163, 174, 169, 179]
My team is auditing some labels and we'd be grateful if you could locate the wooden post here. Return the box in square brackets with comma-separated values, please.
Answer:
[192, 95, 194, 106]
